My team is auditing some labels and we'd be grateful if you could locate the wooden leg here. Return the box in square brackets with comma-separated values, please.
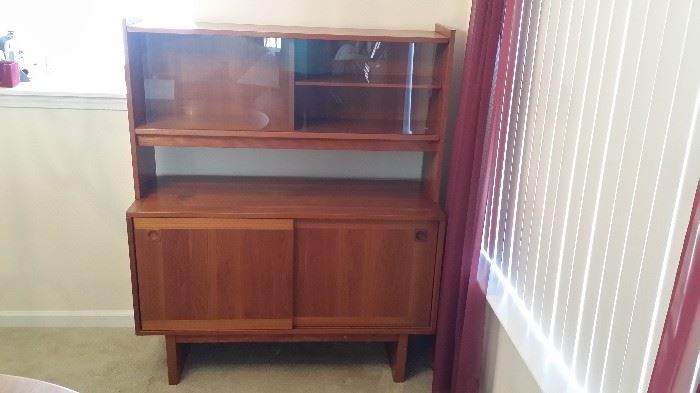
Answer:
[387, 334, 409, 383]
[165, 336, 185, 385]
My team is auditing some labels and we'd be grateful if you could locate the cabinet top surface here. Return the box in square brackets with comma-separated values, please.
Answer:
[125, 20, 451, 43]
[127, 176, 444, 220]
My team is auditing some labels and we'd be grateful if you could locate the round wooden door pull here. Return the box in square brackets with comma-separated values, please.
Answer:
[148, 230, 160, 241]
[415, 230, 428, 241]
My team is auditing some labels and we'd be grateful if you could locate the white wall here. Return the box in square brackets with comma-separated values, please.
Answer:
[0, 108, 134, 314]
[189, 0, 469, 31]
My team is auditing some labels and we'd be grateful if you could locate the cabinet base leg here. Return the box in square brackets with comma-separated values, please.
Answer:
[165, 336, 185, 385]
[387, 334, 408, 382]
[163, 334, 409, 384]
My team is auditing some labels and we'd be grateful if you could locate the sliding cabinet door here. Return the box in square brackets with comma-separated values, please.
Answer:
[133, 218, 293, 332]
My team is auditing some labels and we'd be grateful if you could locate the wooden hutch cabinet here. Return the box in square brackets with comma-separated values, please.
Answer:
[123, 20, 454, 384]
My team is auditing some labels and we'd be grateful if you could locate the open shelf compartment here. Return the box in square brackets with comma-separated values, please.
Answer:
[294, 86, 437, 135]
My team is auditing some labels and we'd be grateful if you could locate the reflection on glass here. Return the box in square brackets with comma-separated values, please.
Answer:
[135, 34, 442, 135]
[403, 42, 415, 135]
[141, 34, 291, 131]
[294, 40, 439, 135]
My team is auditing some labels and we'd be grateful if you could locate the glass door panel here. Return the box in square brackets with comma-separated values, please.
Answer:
[293, 39, 442, 135]
[139, 33, 294, 131]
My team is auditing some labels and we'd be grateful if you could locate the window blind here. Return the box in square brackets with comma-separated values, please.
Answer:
[481, 0, 700, 391]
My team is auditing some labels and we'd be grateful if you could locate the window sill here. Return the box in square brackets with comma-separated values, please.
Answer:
[483, 250, 584, 393]
[0, 79, 127, 111]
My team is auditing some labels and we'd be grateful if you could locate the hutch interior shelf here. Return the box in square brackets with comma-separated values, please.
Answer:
[123, 20, 455, 384]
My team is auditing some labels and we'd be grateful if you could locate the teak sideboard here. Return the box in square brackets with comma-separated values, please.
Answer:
[123, 20, 455, 384]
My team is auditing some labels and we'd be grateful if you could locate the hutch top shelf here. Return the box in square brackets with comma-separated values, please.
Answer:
[125, 21, 450, 43]
[124, 20, 455, 152]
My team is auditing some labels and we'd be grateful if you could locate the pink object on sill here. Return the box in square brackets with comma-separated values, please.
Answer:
[0, 61, 20, 88]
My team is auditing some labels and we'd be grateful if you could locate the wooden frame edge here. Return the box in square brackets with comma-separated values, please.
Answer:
[126, 216, 142, 333]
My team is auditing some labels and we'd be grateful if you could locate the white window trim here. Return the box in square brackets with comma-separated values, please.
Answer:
[0, 81, 126, 111]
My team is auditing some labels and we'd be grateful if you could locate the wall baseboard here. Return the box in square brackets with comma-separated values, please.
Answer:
[0, 310, 134, 328]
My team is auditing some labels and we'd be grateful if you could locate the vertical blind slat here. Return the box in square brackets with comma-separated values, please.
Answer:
[528, 0, 567, 324]
[491, 0, 525, 264]
[503, 0, 537, 285]
[540, 0, 589, 344]
[499, 0, 530, 278]
[512, 0, 544, 297]
[488, 0, 525, 261]
[583, 0, 664, 389]
[521, 0, 557, 310]
[618, 2, 699, 390]
[552, 0, 603, 358]
[567, 0, 629, 375]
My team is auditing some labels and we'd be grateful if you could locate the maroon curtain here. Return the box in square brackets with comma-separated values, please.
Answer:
[431, 0, 520, 391]
[648, 181, 700, 393]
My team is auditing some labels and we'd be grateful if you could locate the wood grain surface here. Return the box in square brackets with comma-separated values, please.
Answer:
[134, 218, 293, 332]
[127, 176, 445, 220]
[294, 220, 438, 328]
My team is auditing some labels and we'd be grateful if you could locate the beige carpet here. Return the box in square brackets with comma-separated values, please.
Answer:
[0, 328, 432, 392]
